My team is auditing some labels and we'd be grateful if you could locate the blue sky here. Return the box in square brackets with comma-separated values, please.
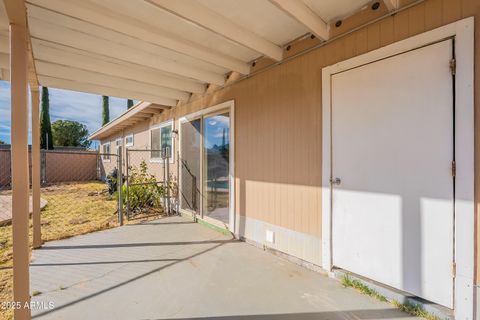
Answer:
[0, 80, 133, 148]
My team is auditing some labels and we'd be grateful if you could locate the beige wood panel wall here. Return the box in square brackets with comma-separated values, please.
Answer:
[101, 0, 479, 254]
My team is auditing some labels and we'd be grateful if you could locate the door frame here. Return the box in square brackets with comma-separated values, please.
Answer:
[178, 100, 236, 232]
[178, 114, 202, 217]
[321, 18, 474, 319]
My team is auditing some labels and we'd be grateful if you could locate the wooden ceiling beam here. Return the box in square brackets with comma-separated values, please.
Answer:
[137, 111, 156, 116]
[3, 0, 39, 88]
[147, 104, 169, 110]
[28, 17, 226, 85]
[32, 39, 206, 94]
[148, 0, 283, 61]
[269, 0, 329, 41]
[28, 0, 250, 74]
[38, 75, 177, 106]
[144, 107, 164, 114]
[27, 4, 227, 75]
[382, 0, 398, 12]
[3, 0, 25, 25]
[35, 60, 191, 101]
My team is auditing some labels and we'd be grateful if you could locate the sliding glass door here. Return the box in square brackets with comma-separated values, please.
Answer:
[203, 112, 230, 224]
[179, 107, 232, 228]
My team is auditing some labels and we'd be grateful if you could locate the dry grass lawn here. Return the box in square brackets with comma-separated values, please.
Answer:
[0, 181, 118, 320]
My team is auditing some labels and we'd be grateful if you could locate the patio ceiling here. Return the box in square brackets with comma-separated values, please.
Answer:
[0, 0, 395, 107]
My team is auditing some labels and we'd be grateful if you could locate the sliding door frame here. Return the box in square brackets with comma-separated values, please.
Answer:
[178, 100, 235, 232]
[178, 115, 202, 217]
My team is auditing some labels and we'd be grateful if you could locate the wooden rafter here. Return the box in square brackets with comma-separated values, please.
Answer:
[382, 0, 398, 12]
[31, 39, 206, 94]
[148, 0, 283, 61]
[3, 0, 39, 88]
[38, 75, 177, 106]
[269, 0, 329, 41]
[28, 0, 250, 75]
[35, 61, 191, 101]
[28, 17, 226, 85]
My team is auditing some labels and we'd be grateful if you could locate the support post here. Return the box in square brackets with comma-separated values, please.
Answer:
[10, 22, 31, 319]
[162, 150, 166, 211]
[31, 87, 41, 248]
[176, 150, 180, 215]
[96, 146, 100, 180]
[117, 146, 123, 226]
[41, 150, 46, 183]
[125, 148, 130, 219]
[166, 147, 170, 215]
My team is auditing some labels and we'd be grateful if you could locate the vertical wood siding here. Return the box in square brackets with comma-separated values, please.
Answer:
[103, 0, 480, 275]
[165, 0, 479, 240]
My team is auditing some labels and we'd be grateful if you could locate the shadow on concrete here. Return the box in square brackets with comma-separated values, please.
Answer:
[126, 221, 196, 226]
[155, 309, 414, 320]
[38, 238, 238, 250]
[33, 242, 227, 318]
[30, 258, 181, 267]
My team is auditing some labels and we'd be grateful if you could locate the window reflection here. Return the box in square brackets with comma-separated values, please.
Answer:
[203, 113, 230, 224]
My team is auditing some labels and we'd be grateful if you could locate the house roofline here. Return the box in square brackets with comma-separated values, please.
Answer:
[89, 101, 168, 141]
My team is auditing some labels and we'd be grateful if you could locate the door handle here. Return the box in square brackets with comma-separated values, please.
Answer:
[330, 177, 341, 185]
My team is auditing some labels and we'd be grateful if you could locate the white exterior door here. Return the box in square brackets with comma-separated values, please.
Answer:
[331, 40, 454, 308]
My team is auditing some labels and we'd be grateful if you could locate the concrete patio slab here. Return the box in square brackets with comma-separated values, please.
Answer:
[30, 216, 420, 320]
[0, 194, 47, 225]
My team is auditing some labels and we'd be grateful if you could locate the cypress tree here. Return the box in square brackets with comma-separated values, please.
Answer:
[221, 128, 226, 150]
[40, 87, 53, 150]
[127, 99, 134, 109]
[102, 96, 110, 125]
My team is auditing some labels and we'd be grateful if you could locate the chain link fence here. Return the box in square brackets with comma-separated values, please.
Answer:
[0, 149, 119, 228]
[0, 148, 13, 227]
[38, 150, 119, 242]
[124, 148, 178, 220]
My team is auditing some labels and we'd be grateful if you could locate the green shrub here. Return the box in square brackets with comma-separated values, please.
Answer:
[117, 160, 180, 216]
[130, 161, 163, 209]
[114, 160, 178, 216]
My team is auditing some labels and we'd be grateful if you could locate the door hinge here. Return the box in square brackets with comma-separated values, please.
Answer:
[451, 160, 456, 177]
[450, 58, 456, 75]
[452, 261, 456, 278]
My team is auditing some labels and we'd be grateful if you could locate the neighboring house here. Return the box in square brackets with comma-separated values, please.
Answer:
[90, 102, 175, 181]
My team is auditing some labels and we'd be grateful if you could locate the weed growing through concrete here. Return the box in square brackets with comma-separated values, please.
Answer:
[391, 300, 441, 320]
[341, 274, 441, 320]
[31, 290, 41, 296]
[341, 274, 387, 302]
